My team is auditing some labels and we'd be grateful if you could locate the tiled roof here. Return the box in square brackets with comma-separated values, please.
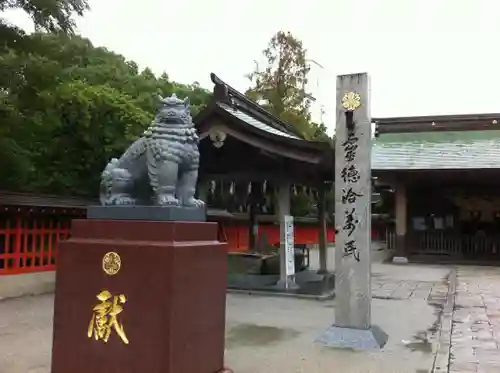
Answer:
[217, 103, 302, 140]
[372, 130, 500, 170]
[210, 73, 304, 139]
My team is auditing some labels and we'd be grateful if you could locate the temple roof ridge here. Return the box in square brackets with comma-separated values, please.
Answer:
[209, 73, 304, 139]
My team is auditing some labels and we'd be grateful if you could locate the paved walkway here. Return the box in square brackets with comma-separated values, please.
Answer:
[0, 263, 452, 373]
[449, 266, 500, 373]
[372, 262, 450, 301]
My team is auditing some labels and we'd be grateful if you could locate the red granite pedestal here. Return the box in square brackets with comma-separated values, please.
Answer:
[51, 219, 229, 373]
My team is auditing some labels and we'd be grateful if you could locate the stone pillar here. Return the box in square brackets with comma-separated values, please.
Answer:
[317, 183, 328, 274]
[315, 72, 387, 350]
[275, 181, 296, 288]
[333, 74, 372, 330]
[393, 184, 409, 264]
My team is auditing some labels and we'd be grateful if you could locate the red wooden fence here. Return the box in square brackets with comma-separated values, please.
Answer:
[0, 213, 336, 275]
[0, 215, 71, 275]
[0, 211, 394, 275]
[219, 221, 336, 252]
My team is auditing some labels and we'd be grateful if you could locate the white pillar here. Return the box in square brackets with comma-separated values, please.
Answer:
[276, 181, 296, 288]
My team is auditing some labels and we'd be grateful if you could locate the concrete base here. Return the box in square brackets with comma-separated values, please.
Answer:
[315, 325, 388, 351]
[87, 205, 206, 222]
[276, 278, 299, 290]
[392, 256, 409, 264]
[227, 270, 335, 299]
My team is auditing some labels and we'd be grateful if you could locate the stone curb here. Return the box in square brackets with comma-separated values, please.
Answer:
[431, 268, 457, 373]
[0, 288, 336, 302]
[226, 288, 335, 301]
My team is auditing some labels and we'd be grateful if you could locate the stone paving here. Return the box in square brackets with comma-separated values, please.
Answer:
[8, 249, 500, 373]
[372, 277, 449, 301]
[449, 266, 500, 373]
[0, 262, 452, 373]
[311, 246, 450, 302]
[371, 262, 450, 302]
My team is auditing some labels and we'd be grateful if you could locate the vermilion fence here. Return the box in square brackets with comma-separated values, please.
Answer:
[0, 214, 71, 275]
[219, 221, 336, 252]
[0, 212, 338, 274]
[0, 211, 392, 275]
[0, 211, 393, 275]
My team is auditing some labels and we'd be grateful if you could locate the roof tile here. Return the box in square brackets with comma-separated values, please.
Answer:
[372, 130, 500, 170]
[218, 103, 301, 140]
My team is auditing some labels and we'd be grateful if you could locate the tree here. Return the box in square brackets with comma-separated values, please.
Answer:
[0, 32, 211, 195]
[0, 0, 89, 33]
[246, 31, 327, 141]
[310, 121, 331, 142]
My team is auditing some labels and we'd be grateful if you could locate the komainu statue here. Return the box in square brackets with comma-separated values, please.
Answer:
[99, 94, 205, 208]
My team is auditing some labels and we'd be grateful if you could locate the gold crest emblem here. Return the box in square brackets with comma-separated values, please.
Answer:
[341, 92, 361, 111]
[102, 252, 121, 276]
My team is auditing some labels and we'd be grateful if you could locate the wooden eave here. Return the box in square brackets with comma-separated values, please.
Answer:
[374, 169, 500, 187]
[0, 190, 241, 218]
[0, 190, 95, 209]
[195, 73, 333, 170]
[374, 113, 500, 134]
[208, 73, 303, 138]
[196, 103, 333, 167]
[0, 190, 91, 215]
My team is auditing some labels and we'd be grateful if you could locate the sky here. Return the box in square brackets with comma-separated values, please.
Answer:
[4, 0, 500, 134]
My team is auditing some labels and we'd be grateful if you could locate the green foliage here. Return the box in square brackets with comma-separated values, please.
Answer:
[0, 0, 89, 33]
[291, 191, 314, 217]
[310, 121, 331, 142]
[245, 31, 329, 141]
[0, 31, 211, 196]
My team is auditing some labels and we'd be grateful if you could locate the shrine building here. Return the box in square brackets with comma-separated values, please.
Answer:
[373, 113, 500, 262]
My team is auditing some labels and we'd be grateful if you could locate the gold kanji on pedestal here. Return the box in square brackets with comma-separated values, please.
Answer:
[87, 290, 130, 345]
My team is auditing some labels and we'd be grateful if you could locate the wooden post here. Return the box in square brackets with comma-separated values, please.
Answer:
[315, 73, 387, 350]
[317, 183, 328, 273]
[248, 182, 262, 252]
[393, 184, 409, 263]
[248, 201, 257, 251]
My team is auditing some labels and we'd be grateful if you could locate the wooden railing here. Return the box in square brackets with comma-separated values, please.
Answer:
[1, 211, 386, 275]
[216, 222, 336, 252]
[0, 214, 336, 274]
[385, 230, 500, 258]
[0, 216, 71, 275]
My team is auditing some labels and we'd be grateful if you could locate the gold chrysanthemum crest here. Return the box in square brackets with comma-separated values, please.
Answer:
[341, 92, 361, 111]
